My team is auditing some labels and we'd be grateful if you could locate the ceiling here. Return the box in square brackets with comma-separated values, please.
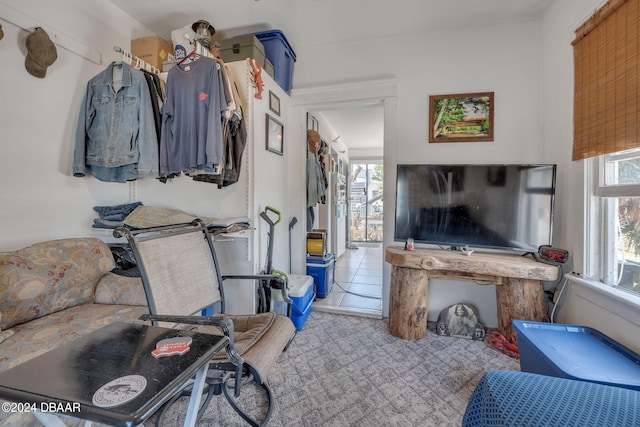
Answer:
[110, 0, 554, 156]
[313, 104, 385, 155]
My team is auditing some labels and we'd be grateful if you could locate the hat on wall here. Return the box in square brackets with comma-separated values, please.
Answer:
[25, 27, 57, 78]
[0, 24, 4, 41]
[307, 129, 321, 154]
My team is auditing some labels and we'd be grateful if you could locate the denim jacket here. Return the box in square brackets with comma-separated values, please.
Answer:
[73, 63, 158, 182]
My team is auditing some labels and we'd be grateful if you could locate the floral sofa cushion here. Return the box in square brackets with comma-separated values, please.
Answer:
[94, 272, 147, 306]
[0, 238, 115, 329]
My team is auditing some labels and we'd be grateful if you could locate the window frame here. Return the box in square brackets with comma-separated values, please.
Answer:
[588, 152, 640, 291]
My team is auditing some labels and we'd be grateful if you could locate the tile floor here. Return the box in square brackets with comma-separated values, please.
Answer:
[312, 242, 383, 318]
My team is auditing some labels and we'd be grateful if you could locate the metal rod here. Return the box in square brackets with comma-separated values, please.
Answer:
[112, 45, 161, 74]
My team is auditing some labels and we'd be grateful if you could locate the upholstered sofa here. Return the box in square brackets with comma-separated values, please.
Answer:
[0, 237, 148, 426]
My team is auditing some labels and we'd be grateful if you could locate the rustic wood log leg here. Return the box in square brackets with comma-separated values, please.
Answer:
[389, 266, 430, 340]
[496, 278, 549, 342]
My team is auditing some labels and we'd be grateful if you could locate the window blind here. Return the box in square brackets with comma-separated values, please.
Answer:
[572, 0, 639, 160]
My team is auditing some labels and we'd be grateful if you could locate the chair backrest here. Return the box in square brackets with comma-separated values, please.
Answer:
[116, 221, 223, 324]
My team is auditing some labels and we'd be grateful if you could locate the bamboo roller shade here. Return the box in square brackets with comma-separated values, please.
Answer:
[572, 0, 640, 160]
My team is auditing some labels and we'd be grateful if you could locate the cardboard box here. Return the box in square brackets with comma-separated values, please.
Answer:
[131, 36, 173, 69]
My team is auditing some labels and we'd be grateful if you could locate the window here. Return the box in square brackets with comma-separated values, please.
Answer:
[590, 148, 640, 295]
[575, 0, 640, 297]
[349, 163, 383, 243]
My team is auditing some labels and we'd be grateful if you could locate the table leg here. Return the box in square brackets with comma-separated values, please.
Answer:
[496, 278, 549, 342]
[31, 412, 67, 427]
[32, 412, 92, 427]
[183, 364, 208, 427]
[389, 266, 430, 340]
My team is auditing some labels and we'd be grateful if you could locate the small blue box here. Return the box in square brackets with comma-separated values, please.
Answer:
[253, 30, 296, 94]
[306, 254, 335, 298]
[287, 274, 314, 331]
[514, 320, 640, 391]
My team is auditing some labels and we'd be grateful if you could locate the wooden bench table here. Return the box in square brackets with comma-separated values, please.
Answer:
[385, 247, 558, 341]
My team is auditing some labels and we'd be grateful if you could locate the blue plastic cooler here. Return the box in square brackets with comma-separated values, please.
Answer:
[514, 320, 640, 391]
[287, 274, 314, 330]
[306, 254, 335, 298]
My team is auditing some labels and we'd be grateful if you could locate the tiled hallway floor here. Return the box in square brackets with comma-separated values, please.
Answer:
[312, 242, 383, 318]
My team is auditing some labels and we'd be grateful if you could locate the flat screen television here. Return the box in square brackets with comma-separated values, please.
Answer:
[394, 164, 556, 252]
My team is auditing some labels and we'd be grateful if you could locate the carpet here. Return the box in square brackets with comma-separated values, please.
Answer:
[152, 311, 519, 427]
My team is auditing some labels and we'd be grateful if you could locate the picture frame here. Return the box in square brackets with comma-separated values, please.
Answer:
[306, 112, 319, 132]
[266, 114, 284, 155]
[269, 91, 280, 116]
[428, 92, 494, 143]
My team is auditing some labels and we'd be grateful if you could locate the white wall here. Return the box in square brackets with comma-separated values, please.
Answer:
[540, 0, 604, 272]
[557, 274, 640, 355]
[0, 1, 291, 317]
[0, 0, 152, 250]
[294, 20, 544, 165]
[291, 20, 545, 327]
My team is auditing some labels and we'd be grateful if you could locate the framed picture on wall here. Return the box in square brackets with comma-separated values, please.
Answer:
[269, 91, 280, 116]
[306, 112, 319, 132]
[428, 92, 494, 143]
[266, 114, 284, 155]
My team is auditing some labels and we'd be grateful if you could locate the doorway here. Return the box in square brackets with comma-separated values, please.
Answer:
[290, 79, 398, 318]
[349, 163, 384, 245]
[307, 107, 385, 318]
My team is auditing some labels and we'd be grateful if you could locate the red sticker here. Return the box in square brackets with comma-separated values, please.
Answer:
[151, 337, 192, 358]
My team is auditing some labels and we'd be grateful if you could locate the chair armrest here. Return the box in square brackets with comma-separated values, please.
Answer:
[138, 314, 244, 396]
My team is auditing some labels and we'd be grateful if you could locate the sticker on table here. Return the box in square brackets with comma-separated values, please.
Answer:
[151, 336, 192, 358]
[92, 375, 147, 408]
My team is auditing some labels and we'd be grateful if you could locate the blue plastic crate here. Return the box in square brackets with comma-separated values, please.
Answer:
[287, 274, 314, 331]
[306, 254, 334, 298]
[514, 320, 640, 391]
[252, 30, 296, 94]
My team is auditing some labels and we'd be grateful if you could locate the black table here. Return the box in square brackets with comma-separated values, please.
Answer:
[0, 322, 229, 427]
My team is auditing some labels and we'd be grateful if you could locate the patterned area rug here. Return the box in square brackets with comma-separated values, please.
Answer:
[152, 311, 519, 427]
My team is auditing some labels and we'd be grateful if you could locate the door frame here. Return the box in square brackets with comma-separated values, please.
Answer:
[290, 79, 398, 317]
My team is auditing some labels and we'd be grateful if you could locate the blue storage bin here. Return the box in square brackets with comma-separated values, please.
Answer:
[287, 274, 314, 331]
[514, 320, 640, 391]
[252, 30, 296, 94]
[306, 254, 335, 298]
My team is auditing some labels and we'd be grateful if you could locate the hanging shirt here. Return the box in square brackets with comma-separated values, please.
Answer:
[160, 56, 227, 176]
[73, 62, 159, 182]
[307, 151, 325, 208]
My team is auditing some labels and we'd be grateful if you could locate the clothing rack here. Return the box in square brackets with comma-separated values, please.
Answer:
[111, 45, 163, 202]
[184, 36, 216, 59]
[113, 45, 161, 75]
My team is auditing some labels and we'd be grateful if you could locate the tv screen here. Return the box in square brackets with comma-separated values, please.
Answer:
[394, 164, 556, 252]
